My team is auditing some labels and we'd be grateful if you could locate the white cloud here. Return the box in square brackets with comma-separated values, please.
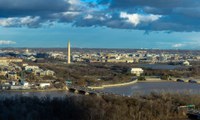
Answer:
[66, 0, 83, 11]
[62, 12, 80, 16]
[120, 12, 162, 26]
[0, 40, 16, 45]
[67, 0, 80, 5]
[84, 14, 93, 19]
[0, 16, 40, 27]
[172, 43, 185, 48]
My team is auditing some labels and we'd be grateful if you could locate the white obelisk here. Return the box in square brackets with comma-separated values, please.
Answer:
[67, 40, 71, 64]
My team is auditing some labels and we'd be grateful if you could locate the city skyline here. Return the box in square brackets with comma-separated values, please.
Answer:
[0, 0, 200, 49]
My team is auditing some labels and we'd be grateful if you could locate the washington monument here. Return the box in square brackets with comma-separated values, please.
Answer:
[67, 40, 71, 64]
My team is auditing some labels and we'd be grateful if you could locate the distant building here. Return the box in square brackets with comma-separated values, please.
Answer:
[10, 85, 30, 90]
[27, 56, 37, 62]
[182, 60, 190, 66]
[133, 58, 140, 63]
[40, 70, 55, 76]
[10, 85, 23, 90]
[34, 69, 43, 76]
[130, 68, 144, 76]
[44, 70, 55, 76]
[25, 49, 29, 54]
[22, 63, 28, 67]
[50, 52, 66, 59]
[23, 81, 29, 87]
[125, 59, 134, 63]
[0, 71, 8, 76]
[34, 69, 55, 76]
[0, 58, 23, 63]
[25, 66, 39, 71]
[10, 81, 16, 85]
[39, 83, 51, 88]
[7, 72, 18, 80]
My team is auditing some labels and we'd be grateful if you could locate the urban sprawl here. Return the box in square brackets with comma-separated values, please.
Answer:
[0, 47, 200, 91]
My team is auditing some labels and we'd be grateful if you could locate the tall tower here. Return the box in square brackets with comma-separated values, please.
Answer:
[67, 40, 71, 64]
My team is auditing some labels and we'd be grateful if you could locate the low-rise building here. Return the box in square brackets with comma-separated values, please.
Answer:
[27, 56, 37, 62]
[7, 72, 18, 80]
[34, 69, 55, 76]
[10, 85, 30, 90]
[182, 60, 190, 66]
[39, 83, 51, 88]
[43, 70, 55, 76]
[0, 58, 23, 63]
[23, 81, 29, 87]
[22, 63, 28, 67]
[130, 68, 144, 76]
[0, 84, 11, 90]
[25, 66, 39, 71]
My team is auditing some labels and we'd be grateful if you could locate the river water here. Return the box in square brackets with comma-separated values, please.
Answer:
[97, 64, 196, 96]
[99, 82, 200, 96]
[0, 82, 200, 97]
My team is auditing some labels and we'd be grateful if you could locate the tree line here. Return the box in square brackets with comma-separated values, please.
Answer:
[0, 93, 198, 120]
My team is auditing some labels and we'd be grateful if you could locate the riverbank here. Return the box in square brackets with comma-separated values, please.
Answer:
[0, 88, 66, 93]
[177, 78, 200, 83]
[88, 80, 138, 89]
[88, 77, 176, 90]
[138, 80, 174, 83]
[88, 76, 200, 90]
[140, 77, 200, 84]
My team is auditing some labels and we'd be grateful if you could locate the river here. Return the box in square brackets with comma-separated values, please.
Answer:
[0, 82, 200, 97]
[98, 82, 200, 96]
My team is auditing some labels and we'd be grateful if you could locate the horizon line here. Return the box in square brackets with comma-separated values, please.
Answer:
[0, 47, 199, 51]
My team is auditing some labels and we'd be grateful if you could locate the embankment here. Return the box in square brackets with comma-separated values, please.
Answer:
[88, 80, 138, 89]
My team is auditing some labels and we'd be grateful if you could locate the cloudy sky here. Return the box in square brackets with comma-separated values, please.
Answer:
[0, 0, 200, 49]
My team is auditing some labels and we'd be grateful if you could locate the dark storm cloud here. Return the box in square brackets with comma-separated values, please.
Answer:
[0, 0, 80, 27]
[1, 0, 200, 32]
[95, 0, 200, 32]
[0, 0, 71, 17]
[103, 0, 200, 9]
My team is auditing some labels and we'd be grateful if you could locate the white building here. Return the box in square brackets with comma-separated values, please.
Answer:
[43, 70, 55, 76]
[34, 69, 55, 76]
[23, 82, 29, 87]
[25, 66, 39, 71]
[22, 63, 28, 67]
[182, 60, 190, 66]
[39, 83, 51, 88]
[130, 68, 144, 76]
[27, 56, 37, 61]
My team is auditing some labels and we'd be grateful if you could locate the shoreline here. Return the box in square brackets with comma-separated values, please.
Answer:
[1, 78, 199, 93]
[138, 80, 175, 83]
[88, 80, 138, 89]
[0, 88, 66, 93]
[87, 77, 200, 90]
